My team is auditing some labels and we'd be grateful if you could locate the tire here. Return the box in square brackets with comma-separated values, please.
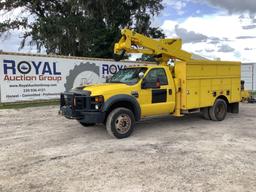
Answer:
[79, 122, 96, 127]
[106, 107, 135, 139]
[209, 99, 227, 121]
[201, 107, 211, 120]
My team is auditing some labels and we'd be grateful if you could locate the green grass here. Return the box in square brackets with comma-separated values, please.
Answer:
[0, 100, 59, 109]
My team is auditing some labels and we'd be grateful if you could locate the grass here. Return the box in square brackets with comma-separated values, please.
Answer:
[0, 100, 59, 109]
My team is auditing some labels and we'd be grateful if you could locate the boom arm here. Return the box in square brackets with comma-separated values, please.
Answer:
[114, 28, 192, 65]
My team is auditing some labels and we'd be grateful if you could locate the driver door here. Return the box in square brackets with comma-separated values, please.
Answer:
[139, 68, 175, 117]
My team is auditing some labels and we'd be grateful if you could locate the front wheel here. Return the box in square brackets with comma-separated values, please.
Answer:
[209, 99, 227, 121]
[106, 107, 135, 139]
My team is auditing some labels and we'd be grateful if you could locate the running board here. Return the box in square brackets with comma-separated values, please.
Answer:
[181, 109, 201, 114]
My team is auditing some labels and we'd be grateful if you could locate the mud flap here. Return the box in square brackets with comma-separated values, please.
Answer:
[230, 102, 239, 113]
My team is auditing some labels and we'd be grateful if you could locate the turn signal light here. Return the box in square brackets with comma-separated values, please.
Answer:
[95, 95, 104, 103]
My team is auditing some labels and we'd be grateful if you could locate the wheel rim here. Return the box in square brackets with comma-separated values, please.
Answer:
[216, 103, 225, 118]
[115, 114, 131, 134]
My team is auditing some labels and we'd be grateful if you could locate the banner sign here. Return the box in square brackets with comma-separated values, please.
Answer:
[0, 53, 143, 103]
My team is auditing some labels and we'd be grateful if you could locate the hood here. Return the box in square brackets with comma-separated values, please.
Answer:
[82, 83, 131, 96]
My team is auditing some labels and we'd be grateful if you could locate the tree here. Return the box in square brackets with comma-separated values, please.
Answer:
[0, 0, 165, 58]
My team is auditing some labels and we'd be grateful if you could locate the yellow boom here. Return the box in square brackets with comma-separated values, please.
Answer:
[114, 28, 192, 65]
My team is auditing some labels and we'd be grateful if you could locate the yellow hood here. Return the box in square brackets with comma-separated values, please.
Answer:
[83, 83, 132, 96]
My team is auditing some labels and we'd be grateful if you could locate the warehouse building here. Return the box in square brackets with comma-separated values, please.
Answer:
[242, 63, 256, 92]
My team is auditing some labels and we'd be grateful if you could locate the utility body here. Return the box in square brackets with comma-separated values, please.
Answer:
[60, 29, 241, 138]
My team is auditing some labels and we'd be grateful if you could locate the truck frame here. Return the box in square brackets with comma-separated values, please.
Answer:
[60, 29, 241, 138]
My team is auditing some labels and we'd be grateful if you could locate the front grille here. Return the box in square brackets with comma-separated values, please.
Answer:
[60, 93, 74, 107]
[60, 92, 94, 111]
[75, 96, 87, 109]
[65, 95, 73, 106]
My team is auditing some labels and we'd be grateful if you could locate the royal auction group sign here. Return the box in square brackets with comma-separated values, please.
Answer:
[0, 53, 142, 103]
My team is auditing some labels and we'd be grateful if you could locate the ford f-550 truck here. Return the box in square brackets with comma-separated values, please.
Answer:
[60, 29, 241, 139]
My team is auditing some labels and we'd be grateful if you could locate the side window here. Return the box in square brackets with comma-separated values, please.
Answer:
[144, 68, 168, 85]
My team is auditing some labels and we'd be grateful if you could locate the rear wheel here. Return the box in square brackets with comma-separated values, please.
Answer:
[106, 107, 135, 139]
[209, 99, 227, 121]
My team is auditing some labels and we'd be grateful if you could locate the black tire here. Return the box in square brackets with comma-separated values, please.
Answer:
[209, 99, 227, 121]
[79, 121, 96, 127]
[201, 107, 211, 120]
[106, 107, 135, 139]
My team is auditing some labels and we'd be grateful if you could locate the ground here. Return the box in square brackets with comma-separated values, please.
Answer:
[0, 104, 255, 192]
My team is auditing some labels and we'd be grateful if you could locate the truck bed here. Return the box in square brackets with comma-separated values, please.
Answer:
[175, 60, 241, 110]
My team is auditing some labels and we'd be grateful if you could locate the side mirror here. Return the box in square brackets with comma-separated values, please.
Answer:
[138, 72, 145, 79]
[141, 78, 161, 89]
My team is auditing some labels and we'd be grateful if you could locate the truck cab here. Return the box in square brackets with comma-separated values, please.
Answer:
[60, 65, 177, 138]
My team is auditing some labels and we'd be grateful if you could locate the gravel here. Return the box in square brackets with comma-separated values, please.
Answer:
[0, 103, 255, 192]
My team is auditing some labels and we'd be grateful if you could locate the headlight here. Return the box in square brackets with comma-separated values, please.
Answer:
[91, 95, 104, 110]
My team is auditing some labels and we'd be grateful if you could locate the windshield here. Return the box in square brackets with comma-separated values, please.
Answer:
[109, 67, 147, 85]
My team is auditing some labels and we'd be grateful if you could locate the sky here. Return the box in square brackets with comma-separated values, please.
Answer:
[157, 0, 256, 62]
[0, 0, 255, 62]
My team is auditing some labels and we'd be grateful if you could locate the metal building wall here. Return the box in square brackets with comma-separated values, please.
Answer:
[241, 63, 256, 98]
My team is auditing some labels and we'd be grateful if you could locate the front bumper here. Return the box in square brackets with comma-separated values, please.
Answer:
[79, 111, 105, 123]
[59, 91, 105, 124]
[59, 106, 105, 124]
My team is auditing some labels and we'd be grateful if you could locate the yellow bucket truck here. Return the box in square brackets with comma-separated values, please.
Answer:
[60, 29, 241, 139]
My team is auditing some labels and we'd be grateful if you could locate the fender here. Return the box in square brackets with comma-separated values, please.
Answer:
[103, 94, 141, 121]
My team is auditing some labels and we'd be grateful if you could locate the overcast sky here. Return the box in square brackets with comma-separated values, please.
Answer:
[0, 0, 255, 62]
[158, 0, 256, 62]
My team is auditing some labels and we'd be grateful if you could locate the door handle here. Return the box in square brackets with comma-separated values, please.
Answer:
[169, 89, 172, 95]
